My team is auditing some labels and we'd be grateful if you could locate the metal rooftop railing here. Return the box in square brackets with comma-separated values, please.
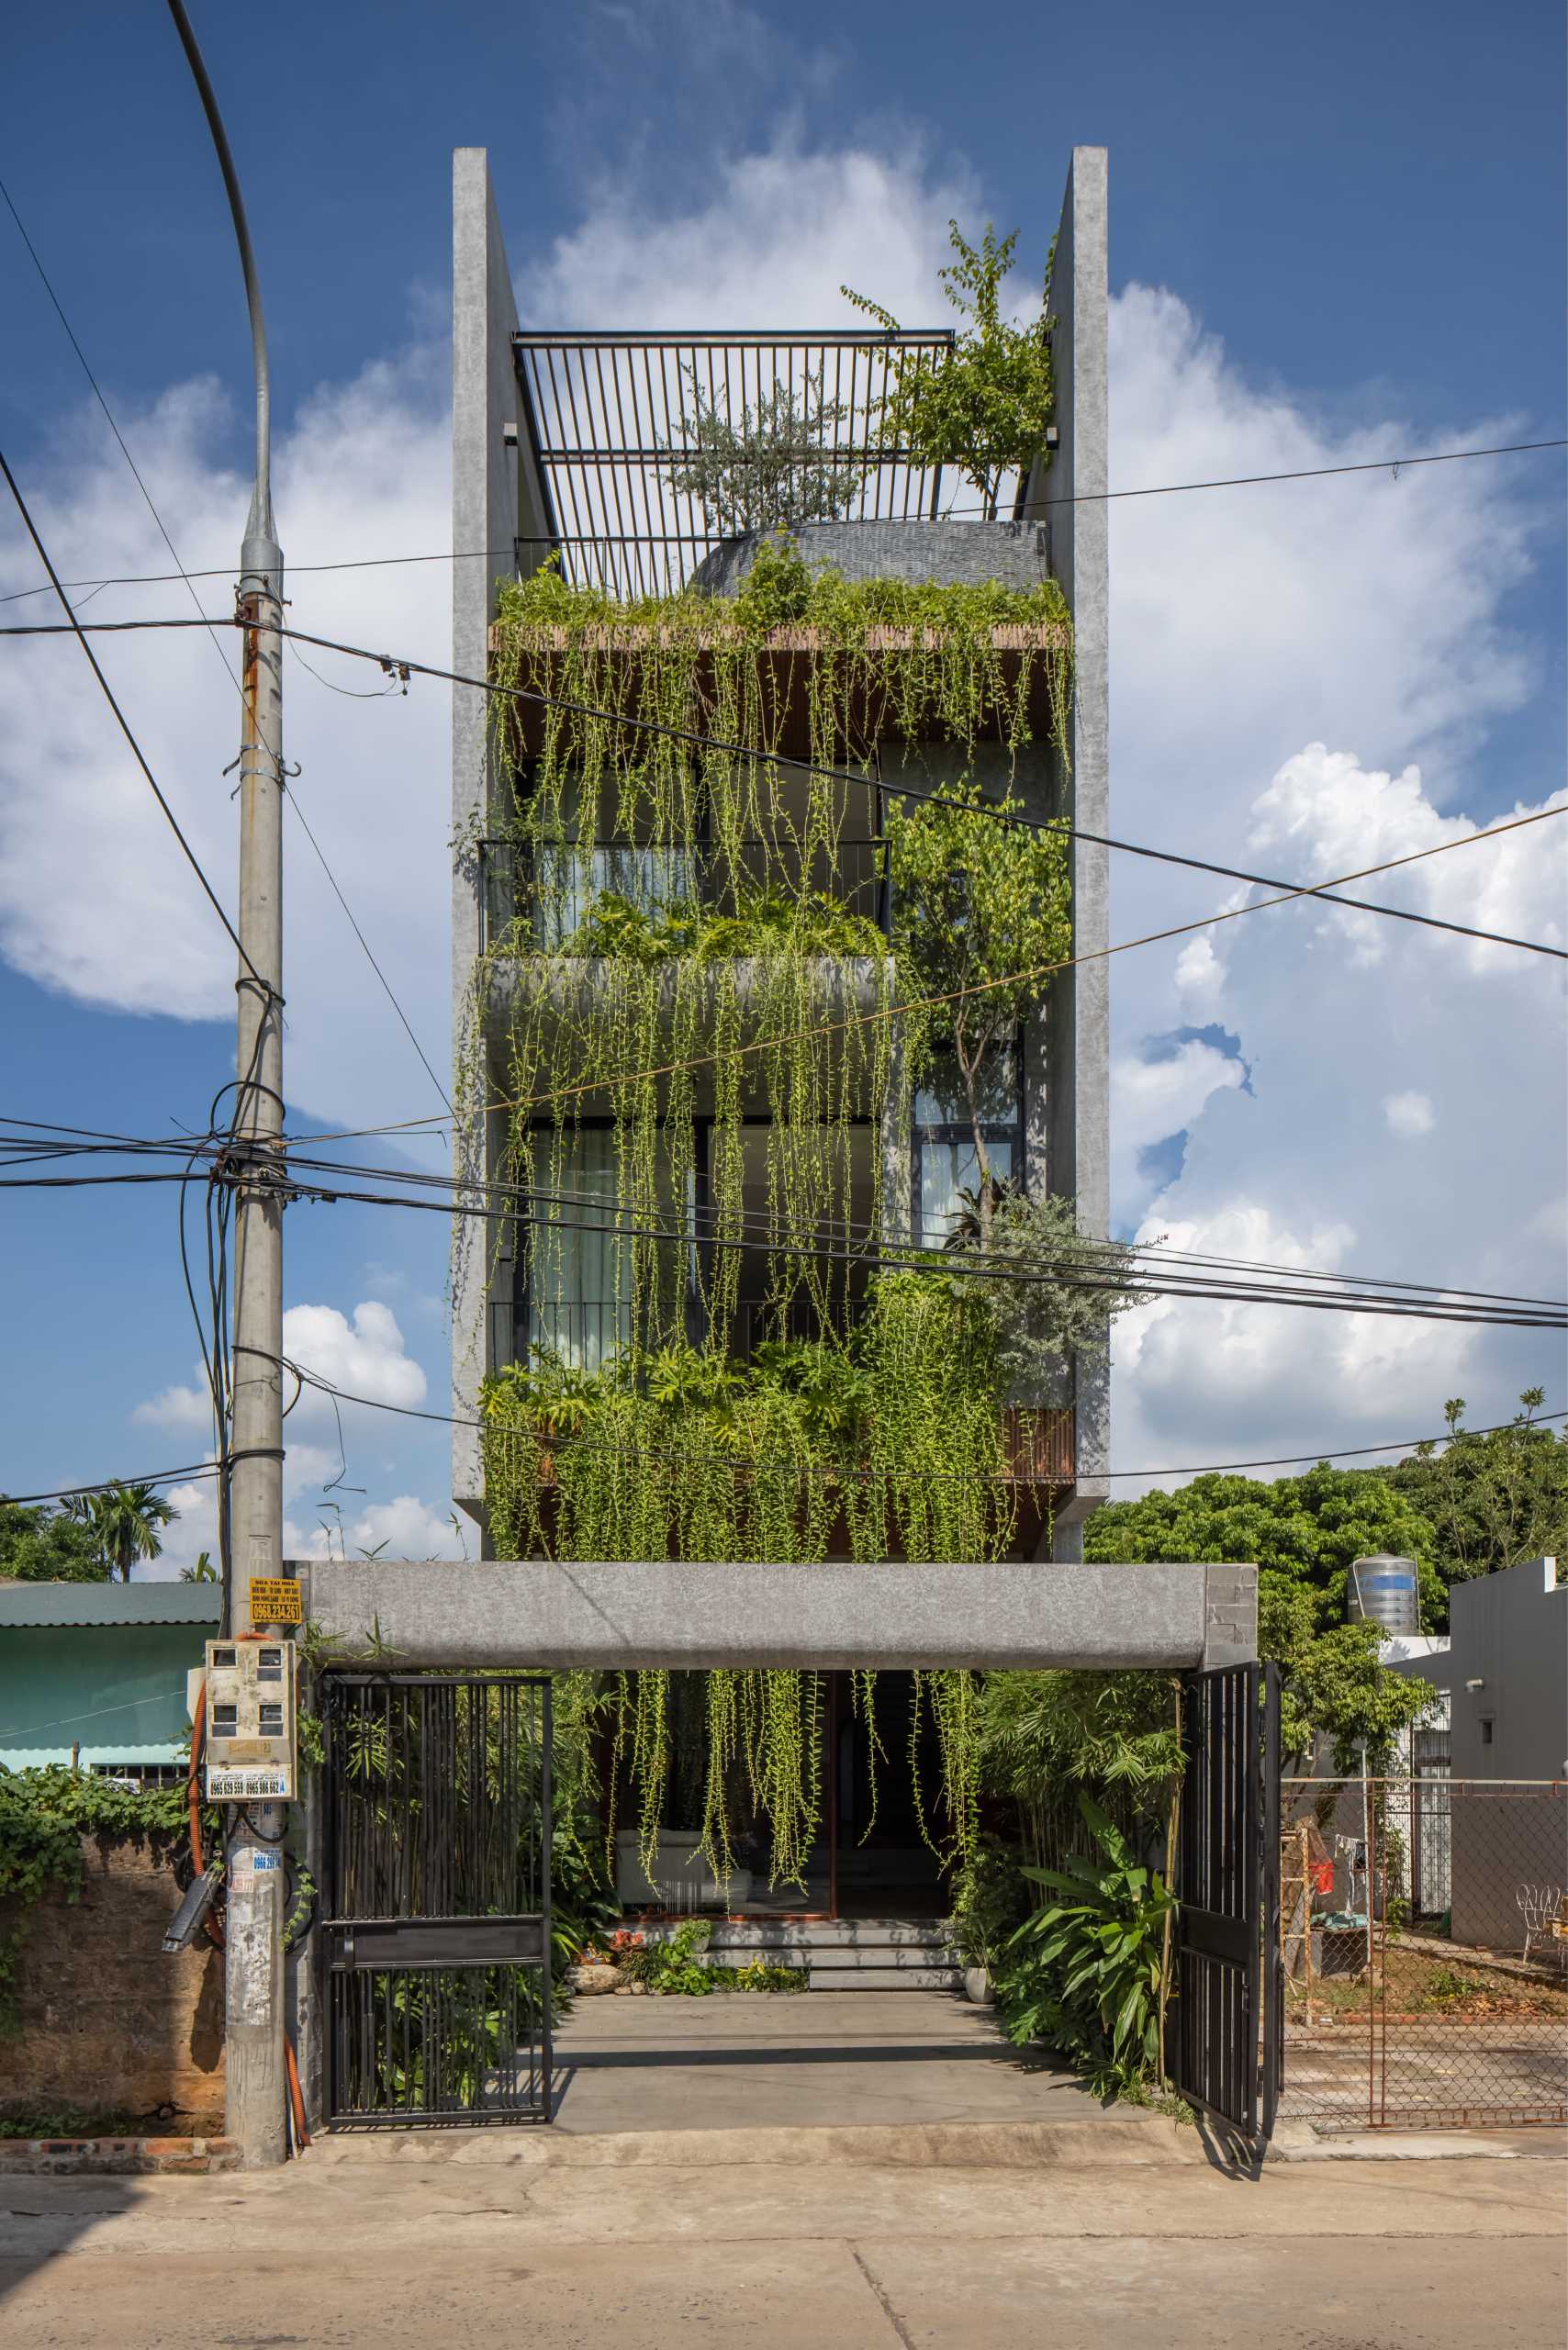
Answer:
[511, 328, 962, 601]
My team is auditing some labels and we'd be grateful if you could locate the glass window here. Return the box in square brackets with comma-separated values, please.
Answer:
[525, 1128, 633, 1369]
[917, 1139, 1014, 1246]
[533, 845, 697, 949]
[913, 1046, 1018, 1127]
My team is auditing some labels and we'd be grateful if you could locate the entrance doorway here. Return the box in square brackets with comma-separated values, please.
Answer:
[833, 1671, 947, 1920]
[610, 1670, 950, 1922]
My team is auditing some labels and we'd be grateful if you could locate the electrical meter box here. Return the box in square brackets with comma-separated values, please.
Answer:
[203, 1639, 297, 1802]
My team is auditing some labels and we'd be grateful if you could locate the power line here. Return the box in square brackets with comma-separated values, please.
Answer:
[2, 1462, 223, 1507]
[5, 609, 1562, 961]
[0, 171, 243, 695]
[6, 1119, 1564, 1317]
[294, 802, 1568, 1146]
[10, 606, 1557, 963]
[0, 445, 268, 991]
[271, 1168, 1566, 1328]
[1, 434, 1561, 605]
[279, 788, 454, 1117]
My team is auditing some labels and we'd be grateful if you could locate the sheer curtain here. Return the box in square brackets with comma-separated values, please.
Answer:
[527, 1129, 633, 1368]
[916, 1138, 1014, 1246]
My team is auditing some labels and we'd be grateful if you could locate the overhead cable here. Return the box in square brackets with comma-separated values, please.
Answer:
[288, 803, 1567, 1146]
[3, 610, 1561, 961]
[9, 1118, 1564, 1317]
[1, 434, 1562, 604]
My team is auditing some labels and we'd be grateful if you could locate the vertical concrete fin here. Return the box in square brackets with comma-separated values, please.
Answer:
[1025, 148, 1110, 1553]
[451, 150, 521, 1531]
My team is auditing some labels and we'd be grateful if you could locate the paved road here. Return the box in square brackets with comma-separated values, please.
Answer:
[1, 2143, 1562, 2347]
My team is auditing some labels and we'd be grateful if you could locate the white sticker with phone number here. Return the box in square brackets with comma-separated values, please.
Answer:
[207, 1767, 291, 1800]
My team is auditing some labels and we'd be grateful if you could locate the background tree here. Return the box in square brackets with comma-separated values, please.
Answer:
[1260, 1578, 1437, 1769]
[179, 1551, 218, 1583]
[1384, 1390, 1566, 1585]
[63, 1482, 175, 1583]
[844, 221, 1056, 515]
[1086, 1465, 1441, 1766]
[1087, 1463, 1441, 1624]
[0, 1500, 106, 1583]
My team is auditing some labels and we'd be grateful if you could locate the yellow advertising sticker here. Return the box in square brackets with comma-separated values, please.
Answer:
[248, 1576, 303, 1626]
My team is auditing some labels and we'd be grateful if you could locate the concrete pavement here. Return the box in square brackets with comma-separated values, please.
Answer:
[549, 1986, 1117, 2132]
[1, 2143, 1562, 2346]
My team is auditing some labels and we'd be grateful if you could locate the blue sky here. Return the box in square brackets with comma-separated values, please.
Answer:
[2, 0, 1563, 1561]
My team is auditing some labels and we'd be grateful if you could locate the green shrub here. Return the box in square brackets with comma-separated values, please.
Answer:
[995, 1793, 1175, 2098]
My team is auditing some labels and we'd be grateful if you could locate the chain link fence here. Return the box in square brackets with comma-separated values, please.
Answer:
[1279, 1777, 1568, 2130]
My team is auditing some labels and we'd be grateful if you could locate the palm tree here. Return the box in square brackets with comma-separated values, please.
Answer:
[67, 1481, 177, 1582]
[180, 1550, 218, 1583]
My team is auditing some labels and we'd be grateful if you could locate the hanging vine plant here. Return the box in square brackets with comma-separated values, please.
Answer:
[469, 536, 1075, 1891]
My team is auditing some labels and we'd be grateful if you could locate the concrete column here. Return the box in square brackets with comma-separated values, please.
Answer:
[1024, 147, 1110, 1557]
[450, 150, 554, 1540]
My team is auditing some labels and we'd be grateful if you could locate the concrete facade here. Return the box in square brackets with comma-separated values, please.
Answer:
[444, 151, 1130, 1623]
[297, 1558, 1255, 1673]
[449, 147, 546, 1518]
[1388, 1557, 1566, 1781]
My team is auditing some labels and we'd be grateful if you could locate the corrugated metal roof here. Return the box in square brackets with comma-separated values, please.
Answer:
[0, 1582, 223, 1628]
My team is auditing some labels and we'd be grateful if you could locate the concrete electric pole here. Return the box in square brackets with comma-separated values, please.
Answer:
[166, 0, 288, 2168]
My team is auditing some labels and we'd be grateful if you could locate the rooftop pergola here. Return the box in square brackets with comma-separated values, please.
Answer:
[510, 327, 1006, 600]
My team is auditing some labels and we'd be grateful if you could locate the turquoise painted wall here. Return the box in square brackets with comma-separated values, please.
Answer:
[0, 1624, 207, 1771]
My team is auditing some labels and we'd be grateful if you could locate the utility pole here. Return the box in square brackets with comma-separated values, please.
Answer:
[167, 0, 288, 2168]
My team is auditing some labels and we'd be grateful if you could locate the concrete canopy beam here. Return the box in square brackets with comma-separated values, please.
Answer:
[296, 1560, 1256, 1673]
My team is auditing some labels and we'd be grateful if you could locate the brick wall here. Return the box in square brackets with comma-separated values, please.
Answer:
[0, 1834, 224, 2125]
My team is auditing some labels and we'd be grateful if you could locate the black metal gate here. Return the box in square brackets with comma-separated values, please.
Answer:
[322, 1673, 553, 2127]
[1170, 1661, 1282, 2147]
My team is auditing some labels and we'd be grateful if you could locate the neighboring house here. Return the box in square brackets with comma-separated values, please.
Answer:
[1386, 1558, 1565, 1953]
[1388, 1558, 1566, 1781]
[0, 1582, 218, 1775]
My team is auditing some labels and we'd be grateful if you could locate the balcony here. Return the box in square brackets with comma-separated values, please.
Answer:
[477, 835, 890, 957]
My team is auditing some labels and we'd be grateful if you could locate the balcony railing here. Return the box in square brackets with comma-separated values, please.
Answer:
[478, 836, 890, 955]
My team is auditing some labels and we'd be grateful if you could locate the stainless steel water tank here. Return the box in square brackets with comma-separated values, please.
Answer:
[1348, 1554, 1420, 1635]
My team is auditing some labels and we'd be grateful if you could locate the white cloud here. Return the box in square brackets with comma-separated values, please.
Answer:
[286, 1494, 468, 1563]
[521, 138, 974, 333]
[1172, 934, 1226, 1013]
[1102, 279, 1562, 1476]
[133, 1302, 432, 1568]
[1383, 1091, 1436, 1138]
[1111, 1037, 1246, 1222]
[0, 352, 453, 1142]
[136, 1299, 425, 1434]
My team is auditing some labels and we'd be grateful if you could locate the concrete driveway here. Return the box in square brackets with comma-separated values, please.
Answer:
[549, 1986, 1114, 2132]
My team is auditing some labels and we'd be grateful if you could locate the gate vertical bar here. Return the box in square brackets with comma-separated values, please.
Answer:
[1260, 1661, 1282, 2143]
[540, 1676, 554, 2123]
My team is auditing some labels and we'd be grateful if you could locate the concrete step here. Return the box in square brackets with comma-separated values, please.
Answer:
[641, 1919, 956, 1953]
[807, 1964, 965, 1992]
[800, 1943, 961, 1971]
